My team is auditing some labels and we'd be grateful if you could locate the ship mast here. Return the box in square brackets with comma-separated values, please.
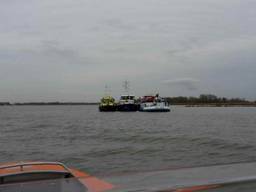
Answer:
[104, 85, 111, 96]
[122, 80, 130, 95]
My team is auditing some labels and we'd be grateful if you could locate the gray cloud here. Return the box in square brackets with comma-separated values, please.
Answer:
[0, 0, 256, 101]
[38, 41, 91, 66]
[163, 78, 200, 91]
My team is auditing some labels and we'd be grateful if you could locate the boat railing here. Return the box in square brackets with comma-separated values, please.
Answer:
[0, 162, 70, 172]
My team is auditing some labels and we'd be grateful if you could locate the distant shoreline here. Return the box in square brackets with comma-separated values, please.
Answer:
[1, 94, 255, 107]
[0, 102, 99, 106]
[1, 102, 256, 107]
[184, 103, 256, 107]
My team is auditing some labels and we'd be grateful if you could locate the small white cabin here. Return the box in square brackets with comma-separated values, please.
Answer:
[119, 95, 136, 104]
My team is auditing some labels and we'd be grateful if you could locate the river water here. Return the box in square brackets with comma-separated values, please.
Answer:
[0, 106, 256, 175]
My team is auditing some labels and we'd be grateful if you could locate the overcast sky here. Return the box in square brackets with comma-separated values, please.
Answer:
[0, 0, 256, 102]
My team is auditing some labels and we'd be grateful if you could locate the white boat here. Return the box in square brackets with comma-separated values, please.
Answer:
[139, 94, 170, 112]
[117, 81, 138, 112]
[117, 95, 138, 111]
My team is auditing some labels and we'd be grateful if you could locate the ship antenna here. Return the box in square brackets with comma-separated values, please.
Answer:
[123, 80, 130, 95]
[104, 85, 111, 96]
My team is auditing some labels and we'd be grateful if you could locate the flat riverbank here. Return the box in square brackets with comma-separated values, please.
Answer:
[0, 102, 99, 106]
[1, 103, 256, 107]
[180, 103, 256, 107]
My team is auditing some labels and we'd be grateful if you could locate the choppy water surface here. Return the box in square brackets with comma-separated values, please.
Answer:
[0, 106, 256, 175]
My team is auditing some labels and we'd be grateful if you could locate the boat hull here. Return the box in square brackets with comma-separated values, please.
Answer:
[140, 107, 170, 112]
[99, 105, 116, 112]
[117, 104, 138, 112]
[139, 103, 170, 112]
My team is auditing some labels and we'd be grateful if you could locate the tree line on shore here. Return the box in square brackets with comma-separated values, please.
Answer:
[0, 94, 255, 106]
[165, 94, 255, 105]
[0, 102, 98, 106]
